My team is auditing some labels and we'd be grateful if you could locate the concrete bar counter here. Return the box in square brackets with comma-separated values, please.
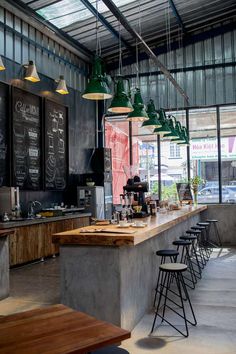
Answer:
[0, 229, 14, 299]
[53, 205, 207, 331]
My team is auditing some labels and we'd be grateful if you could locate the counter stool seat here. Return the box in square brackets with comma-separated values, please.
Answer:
[180, 235, 197, 241]
[173, 240, 192, 246]
[160, 263, 187, 272]
[206, 219, 218, 223]
[191, 226, 205, 230]
[186, 229, 201, 235]
[197, 222, 210, 226]
[156, 250, 179, 257]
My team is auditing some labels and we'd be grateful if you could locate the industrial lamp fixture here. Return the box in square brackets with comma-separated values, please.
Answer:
[163, 115, 179, 139]
[82, 0, 112, 100]
[126, 88, 149, 122]
[108, 75, 133, 113]
[178, 126, 190, 145]
[55, 75, 69, 95]
[141, 99, 162, 128]
[0, 55, 5, 71]
[24, 60, 40, 82]
[153, 109, 171, 135]
[171, 121, 185, 143]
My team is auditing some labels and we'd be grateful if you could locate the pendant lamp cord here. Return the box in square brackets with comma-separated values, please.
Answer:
[135, 0, 142, 88]
[95, 0, 101, 56]
[118, 20, 122, 76]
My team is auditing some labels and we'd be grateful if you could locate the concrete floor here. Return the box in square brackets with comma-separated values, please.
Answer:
[0, 248, 235, 354]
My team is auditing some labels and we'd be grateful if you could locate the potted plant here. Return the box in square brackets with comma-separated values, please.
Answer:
[190, 176, 202, 206]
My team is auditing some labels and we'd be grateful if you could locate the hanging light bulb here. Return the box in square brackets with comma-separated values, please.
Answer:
[0, 55, 5, 71]
[153, 109, 170, 134]
[24, 60, 40, 82]
[55, 75, 69, 95]
[141, 99, 162, 128]
[126, 88, 149, 122]
[108, 76, 133, 113]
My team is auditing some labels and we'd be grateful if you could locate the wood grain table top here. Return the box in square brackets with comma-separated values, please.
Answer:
[0, 304, 131, 354]
[53, 205, 207, 247]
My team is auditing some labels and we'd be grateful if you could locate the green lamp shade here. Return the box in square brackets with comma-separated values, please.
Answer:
[153, 109, 171, 133]
[163, 117, 179, 139]
[171, 122, 185, 142]
[108, 77, 133, 113]
[141, 99, 162, 128]
[178, 127, 190, 145]
[127, 88, 148, 122]
[82, 78, 112, 100]
[82, 56, 112, 100]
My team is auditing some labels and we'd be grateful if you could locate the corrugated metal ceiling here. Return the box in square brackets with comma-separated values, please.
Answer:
[18, 0, 236, 61]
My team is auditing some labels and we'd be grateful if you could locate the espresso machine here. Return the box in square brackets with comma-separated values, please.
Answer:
[123, 180, 149, 218]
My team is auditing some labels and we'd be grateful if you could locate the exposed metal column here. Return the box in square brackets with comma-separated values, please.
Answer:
[80, 0, 133, 54]
[101, 0, 189, 103]
[168, 0, 186, 33]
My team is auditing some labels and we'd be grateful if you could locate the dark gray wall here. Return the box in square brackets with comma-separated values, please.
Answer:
[0, 57, 96, 211]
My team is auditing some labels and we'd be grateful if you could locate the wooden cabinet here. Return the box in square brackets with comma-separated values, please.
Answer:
[9, 216, 90, 266]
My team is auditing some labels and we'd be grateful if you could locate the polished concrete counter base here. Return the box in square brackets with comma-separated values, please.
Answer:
[60, 212, 201, 330]
[0, 236, 9, 300]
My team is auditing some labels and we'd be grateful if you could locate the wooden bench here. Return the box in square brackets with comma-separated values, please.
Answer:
[0, 304, 131, 354]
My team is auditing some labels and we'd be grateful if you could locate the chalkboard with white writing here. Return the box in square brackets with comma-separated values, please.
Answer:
[12, 87, 41, 190]
[0, 83, 8, 187]
[44, 99, 67, 190]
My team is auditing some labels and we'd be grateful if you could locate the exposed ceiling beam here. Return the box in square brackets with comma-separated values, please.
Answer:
[101, 0, 189, 102]
[168, 0, 186, 33]
[3, 0, 93, 61]
[79, 0, 133, 54]
[108, 21, 236, 70]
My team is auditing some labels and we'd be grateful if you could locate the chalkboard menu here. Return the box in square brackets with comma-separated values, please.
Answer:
[176, 183, 193, 202]
[12, 87, 41, 190]
[0, 83, 8, 187]
[44, 99, 67, 190]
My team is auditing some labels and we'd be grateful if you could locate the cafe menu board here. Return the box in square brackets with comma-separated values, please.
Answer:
[12, 87, 41, 190]
[0, 83, 8, 187]
[44, 99, 67, 190]
[176, 183, 193, 203]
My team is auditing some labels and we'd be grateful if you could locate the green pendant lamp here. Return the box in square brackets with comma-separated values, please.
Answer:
[141, 99, 162, 128]
[171, 121, 185, 143]
[178, 127, 190, 145]
[82, 56, 112, 100]
[153, 109, 170, 134]
[163, 115, 179, 139]
[108, 76, 133, 113]
[126, 88, 149, 122]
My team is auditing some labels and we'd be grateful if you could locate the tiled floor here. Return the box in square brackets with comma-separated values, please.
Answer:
[0, 248, 236, 354]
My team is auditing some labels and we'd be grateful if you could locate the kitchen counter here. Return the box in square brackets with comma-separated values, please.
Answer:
[0, 212, 91, 229]
[53, 205, 207, 246]
[55, 205, 207, 331]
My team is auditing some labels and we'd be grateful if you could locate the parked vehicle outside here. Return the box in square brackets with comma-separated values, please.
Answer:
[197, 186, 236, 203]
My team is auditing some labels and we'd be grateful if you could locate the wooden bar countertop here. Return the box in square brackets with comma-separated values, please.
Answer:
[52, 205, 207, 247]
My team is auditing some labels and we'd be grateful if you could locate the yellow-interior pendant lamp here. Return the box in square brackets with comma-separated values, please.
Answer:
[153, 109, 171, 136]
[82, 0, 112, 101]
[141, 99, 162, 128]
[56, 75, 69, 95]
[24, 60, 40, 82]
[126, 88, 149, 122]
[0, 55, 5, 71]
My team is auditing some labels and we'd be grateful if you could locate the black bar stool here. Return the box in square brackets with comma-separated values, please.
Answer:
[197, 222, 212, 251]
[151, 263, 197, 337]
[191, 226, 211, 261]
[206, 219, 222, 247]
[153, 249, 179, 307]
[186, 229, 206, 270]
[172, 240, 197, 289]
[180, 234, 202, 280]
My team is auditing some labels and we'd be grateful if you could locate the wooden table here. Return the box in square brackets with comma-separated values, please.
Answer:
[0, 304, 131, 354]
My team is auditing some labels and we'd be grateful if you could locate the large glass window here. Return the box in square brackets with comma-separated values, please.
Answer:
[189, 108, 219, 203]
[220, 106, 236, 203]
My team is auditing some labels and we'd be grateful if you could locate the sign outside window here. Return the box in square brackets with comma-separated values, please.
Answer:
[191, 137, 236, 160]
